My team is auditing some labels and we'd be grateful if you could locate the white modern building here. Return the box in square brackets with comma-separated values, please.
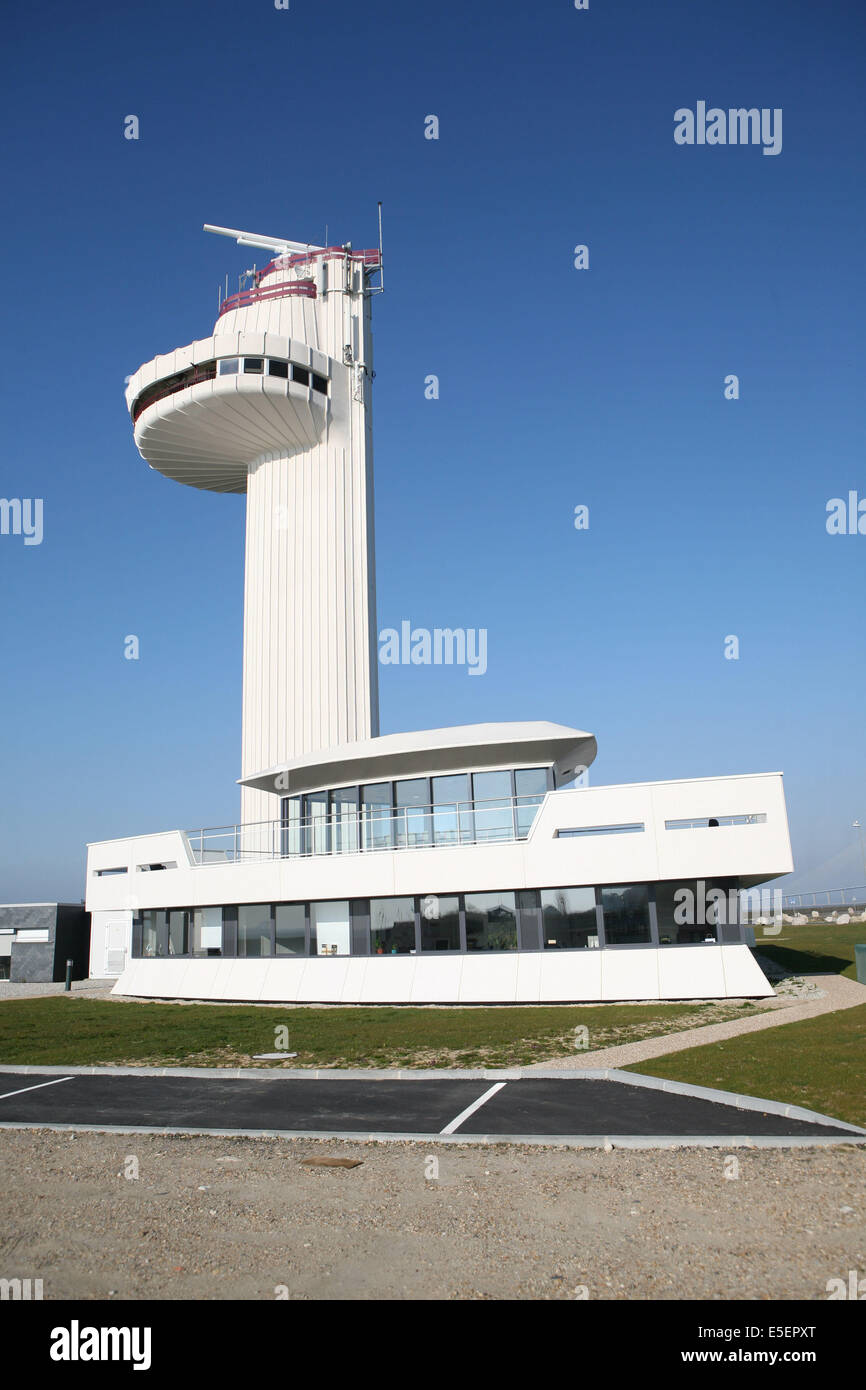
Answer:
[87, 222, 791, 1002]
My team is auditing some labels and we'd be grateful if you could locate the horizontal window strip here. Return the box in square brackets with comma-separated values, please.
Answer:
[665, 814, 767, 830]
[555, 823, 645, 838]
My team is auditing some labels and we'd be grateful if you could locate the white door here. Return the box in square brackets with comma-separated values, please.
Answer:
[104, 921, 127, 976]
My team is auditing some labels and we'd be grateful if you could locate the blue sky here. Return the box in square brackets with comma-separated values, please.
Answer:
[1, 0, 864, 900]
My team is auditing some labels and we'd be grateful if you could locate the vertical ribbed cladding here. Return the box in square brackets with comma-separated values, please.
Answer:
[237, 249, 379, 827]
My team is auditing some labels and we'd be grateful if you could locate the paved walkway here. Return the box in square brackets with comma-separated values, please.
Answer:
[529, 973, 866, 1072]
[0, 980, 115, 1001]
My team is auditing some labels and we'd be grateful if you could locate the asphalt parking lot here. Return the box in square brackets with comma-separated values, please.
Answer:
[0, 1069, 858, 1142]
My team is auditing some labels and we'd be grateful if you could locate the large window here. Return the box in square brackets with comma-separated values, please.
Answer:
[282, 796, 302, 856]
[275, 904, 306, 955]
[465, 891, 518, 951]
[370, 897, 416, 954]
[192, 906, 223, 957]
[472, 771, 513, 842]
[395, 778, 430, 849]
[600, 884, 651, 945]
[331, 785, 359, 854]
[419, 894, 461, 951]
[541, 888, 598, 949]
[514, 767, 548, 836]
[655, 881, 723, 945]
[238, 904, 273, 957]
[168, 909, 188, 956]
[432, 774, 472, 846]
[306, 790, 329, 855]
[362, 782, 392, 851]
[311, 900, 350, 956]
[141, 910, 164, 958]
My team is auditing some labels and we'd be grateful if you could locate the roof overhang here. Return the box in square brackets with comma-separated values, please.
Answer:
[239, 721, 597, 798]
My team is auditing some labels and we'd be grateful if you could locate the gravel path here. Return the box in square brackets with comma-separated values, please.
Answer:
[530, 974, 866, 1072]
[0, 1128, 862, 1300]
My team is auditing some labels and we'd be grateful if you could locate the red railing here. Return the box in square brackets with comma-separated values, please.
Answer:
[262, 245, 381, 276]
[218, 279, 317, 319]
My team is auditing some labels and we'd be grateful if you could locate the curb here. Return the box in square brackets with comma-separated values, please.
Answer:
[0, 1120, 862, 1150]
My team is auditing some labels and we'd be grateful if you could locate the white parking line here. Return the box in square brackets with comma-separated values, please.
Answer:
[0, 1076, 74, 1101]
[440, 1081, 506, 1135]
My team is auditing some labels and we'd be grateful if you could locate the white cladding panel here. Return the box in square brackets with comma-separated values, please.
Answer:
[113, 944, 773, 1003]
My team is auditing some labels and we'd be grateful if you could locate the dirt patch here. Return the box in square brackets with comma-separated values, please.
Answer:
[0, 1128, 863, 1300]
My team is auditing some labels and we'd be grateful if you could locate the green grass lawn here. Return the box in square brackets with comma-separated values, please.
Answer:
[623, 1003, 866, 1129]
[754, 916, 865, 980]
[0, 995, 768, 1070]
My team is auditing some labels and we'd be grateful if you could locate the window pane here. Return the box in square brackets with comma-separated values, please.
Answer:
[431, 774, 472, 845]
[514, 768, 548, 797]
[267, 359, 289, 378]
[291, 364, 310, 386]
[282, 796, 302, 856]
[168, 909, 188, 956]
[419, 894, 461, 951]
[142, 910, 163, 957]
[243, 358, 264, 373]
[311, 900, 350, 956]
[655, 880, 723, 946]
[311, 373, 328, 394]
[218, 358, 239, 375]
[515, 767, 548, 836]
[238, 904, 272, 957]
[275, 904, 306, 955]
[465, 891, 518, 951]
[600, 884, 651, 945]
[192, 906, 223, 957]
[472, 770, 514, 842]
[305, 790, 329, 855]
[541, 888, 598, 949]
[362, 782, 393, 850]
[395, 778, 430, 848]
[370, 897, 416, 955]
[331, 786, 359, 854]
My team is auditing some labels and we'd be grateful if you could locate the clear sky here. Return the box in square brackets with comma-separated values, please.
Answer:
[1, 0, 864, 901]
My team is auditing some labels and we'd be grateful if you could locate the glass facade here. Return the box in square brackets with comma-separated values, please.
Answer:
[279, 767, 553, 859]
[599, 884, 651, 945]
[133, 880, 741, 959]
[370, 897, 416, 954]
[419, 894, 461, 951]
[238, 903, 272, 957]
[275, 904, 305, 955]
[465, 891, 518, 951]
[540, 887, 598, 949]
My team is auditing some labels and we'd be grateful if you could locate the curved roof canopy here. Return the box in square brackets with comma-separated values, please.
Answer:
[239, 721, 597, 798]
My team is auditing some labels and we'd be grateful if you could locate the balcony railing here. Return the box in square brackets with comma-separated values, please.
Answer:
[185, 795, 544, 865]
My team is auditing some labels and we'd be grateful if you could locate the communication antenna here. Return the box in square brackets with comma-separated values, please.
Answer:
[203, 223, 326, 257]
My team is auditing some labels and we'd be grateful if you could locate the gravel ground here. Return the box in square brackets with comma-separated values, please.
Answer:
[0, 1128, 863, 1300]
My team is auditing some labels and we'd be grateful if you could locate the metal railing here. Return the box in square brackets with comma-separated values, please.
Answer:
[781, 885, 866, 910]
[185, 795, 544, 865]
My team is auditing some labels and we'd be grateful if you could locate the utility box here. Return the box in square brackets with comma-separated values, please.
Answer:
[856, 944, 866, 985]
